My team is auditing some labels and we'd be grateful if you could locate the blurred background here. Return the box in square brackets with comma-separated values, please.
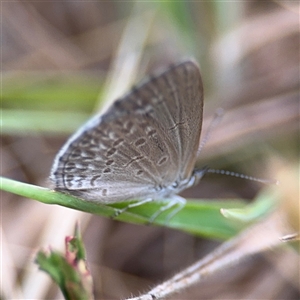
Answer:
[1, 1, 299, 299]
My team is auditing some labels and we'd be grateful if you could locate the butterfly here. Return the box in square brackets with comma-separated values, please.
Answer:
[50, 60, 207, 222]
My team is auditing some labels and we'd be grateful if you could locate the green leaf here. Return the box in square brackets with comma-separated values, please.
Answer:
[1, 176, 251, 239]
[220, 187, 279, 222]
[1, 109, 90, 135]
[2, 73, 101, 112]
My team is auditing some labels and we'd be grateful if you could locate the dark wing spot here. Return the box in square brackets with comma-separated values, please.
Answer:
[91, 175, 102, 187]
[69, 149, 82, 160]
[106, 159, 114, 166]
[64, 162, 76, 172]
[136, 170, 144, 175]
[103, 168, 111, 173]
[79, 138, 91, 147]
[64, 174, 75, 187]
[106, 148, 117, 156]
[134, 138, 146, 147]
[114, 99, 123, 108]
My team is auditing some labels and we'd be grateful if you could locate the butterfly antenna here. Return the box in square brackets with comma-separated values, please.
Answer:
[197, 108, 224, 156]
[206, 168, 279, 185]
[196, 108, 277, 185]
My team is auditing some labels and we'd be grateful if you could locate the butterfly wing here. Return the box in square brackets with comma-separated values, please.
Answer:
[132, 60, 203, 180]
[50, 60, 203, 203]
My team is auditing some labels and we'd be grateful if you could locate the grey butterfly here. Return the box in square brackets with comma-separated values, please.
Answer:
[50, 60, 207, 221]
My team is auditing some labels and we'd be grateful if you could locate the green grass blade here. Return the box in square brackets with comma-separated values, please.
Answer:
[1, 176, 250, 239]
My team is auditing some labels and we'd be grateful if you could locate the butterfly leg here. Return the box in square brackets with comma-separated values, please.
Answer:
[113, 198, 154, 218]
[148, 195, 186, 224]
